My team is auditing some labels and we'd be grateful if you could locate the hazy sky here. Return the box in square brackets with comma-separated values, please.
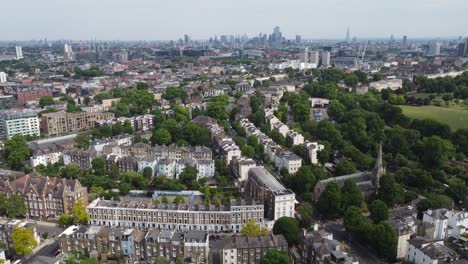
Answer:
[1, 0, 467, 40]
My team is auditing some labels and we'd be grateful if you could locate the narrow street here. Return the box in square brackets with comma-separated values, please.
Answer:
[324, 221, 385, 264]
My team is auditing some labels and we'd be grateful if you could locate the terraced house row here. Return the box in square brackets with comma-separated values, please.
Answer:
[59, 225, 209, 263]
[87, 198, 265, 233]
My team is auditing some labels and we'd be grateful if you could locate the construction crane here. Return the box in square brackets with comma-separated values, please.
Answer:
[359, 41, 368, 70]
[355, 41, 368, 70]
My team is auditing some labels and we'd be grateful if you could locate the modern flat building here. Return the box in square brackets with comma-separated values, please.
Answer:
[0, 174, 88, 218]
[15, 46, 23, 59]
[0, 72, 6, 83]
[428, 42, 441, 56]
[321, 51, 331, 66]
[41, 111, 114, 136]
[87, 198, 265, 233]
[0, 109, 40, 139]
[309, 50, 320, 65]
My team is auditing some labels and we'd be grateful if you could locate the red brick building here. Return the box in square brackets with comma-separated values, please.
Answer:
[16, 89, 52, 105]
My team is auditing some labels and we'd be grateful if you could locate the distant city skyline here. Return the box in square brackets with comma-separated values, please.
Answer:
[1, 0, 467, 41]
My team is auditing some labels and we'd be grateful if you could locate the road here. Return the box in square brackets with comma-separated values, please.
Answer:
[324, 221, 386, 264]
[24, 240, 59, 264]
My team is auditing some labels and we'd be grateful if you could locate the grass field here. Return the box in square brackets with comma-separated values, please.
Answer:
[399, 105, 468, 131]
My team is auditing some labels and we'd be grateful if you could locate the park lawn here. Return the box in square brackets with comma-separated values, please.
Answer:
[399, 105, 468, 131]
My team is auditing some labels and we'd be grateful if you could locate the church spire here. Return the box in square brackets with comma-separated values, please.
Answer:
[372, 142, 385, 194]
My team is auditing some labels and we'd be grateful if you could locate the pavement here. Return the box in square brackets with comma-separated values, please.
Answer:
[323, 221, 387, 264]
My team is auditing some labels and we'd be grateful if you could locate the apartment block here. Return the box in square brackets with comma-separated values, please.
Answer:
[0, 109, 40, 139]
[41, 111, 114, 136]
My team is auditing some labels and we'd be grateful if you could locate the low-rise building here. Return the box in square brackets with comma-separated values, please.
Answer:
[218, 138, 242, 165]
[298, 228, 357, 264]
[210, 234, 288, 264]
[303, 141, 324, 165]
[369, 79, 403, 91]
[308, 97, 330, 108]
[231, 157, 257, 182]
[285, 130, 304, 147]
[87, 198, 264, 233]
[407, 237, 460, 264]
[59, 225, 209, 263]
[274, 151, 302, 174]
[422, 208, 468, 240]
[28, 134, 77, 167]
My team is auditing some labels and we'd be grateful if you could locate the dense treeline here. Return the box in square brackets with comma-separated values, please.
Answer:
[414, 72, 468, 98]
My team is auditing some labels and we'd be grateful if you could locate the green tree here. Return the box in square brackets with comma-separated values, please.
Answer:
[241, 145, 255, 158]
[270, 130, 285, 146]
[154, 256, 169, 264]
[0, 193, 27, 218]
[151, 128, 172, 145]
[179, 166, 198, 187]
[421, 136, 455, 169]
[344, 74, 359, 88]
[372, 222, 397, 261]
[3, 135, 30, 170]
[61, 164, 81, 179]
[80, 259, 100, 264]
[378, 174, 401, 207]
[91, 157, 106, 176]
[173, 196, 185, 204]
[161, 196, 169, 203]
[75, 134, 90, 150]
[72, 200, 90, 225]
[343, 206, 365, 233]
[448, 177, 468, 204]
[369, 200, 389, 224]
[136, 82, 149, 90]
[242, 220, 268, 237]
[327, 100, 346, 121]
[261, 249, 291, 264]
[273, 217, 299, 245]
[206, 95, 229, 124]
[316, 120, 343, 149]
[39, 96, 55, 108]
[143, 167, 153, 178]
[317, 182, 342, 219]
[297, 203, 313, 228]
[11, 227, 38, 256]
[58, 214, 71, 226]
[66, 100, 82, 113]
[335, 159, 356, 176]
[341, 180, 364, 212]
